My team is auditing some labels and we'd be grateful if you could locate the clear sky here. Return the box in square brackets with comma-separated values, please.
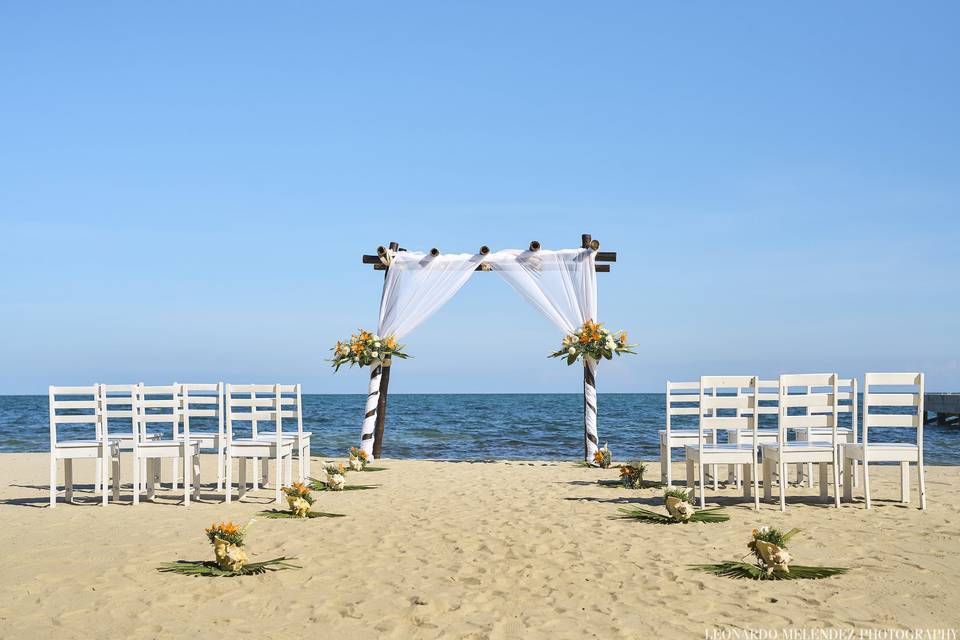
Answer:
[1, 2, 958, 394]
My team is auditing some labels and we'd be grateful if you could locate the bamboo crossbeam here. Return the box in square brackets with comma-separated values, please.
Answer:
[371, 263, 611, 272]
[362, 250, 617, 264]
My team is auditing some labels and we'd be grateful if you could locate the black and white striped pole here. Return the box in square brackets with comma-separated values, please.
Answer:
[584, 357, 599, 461]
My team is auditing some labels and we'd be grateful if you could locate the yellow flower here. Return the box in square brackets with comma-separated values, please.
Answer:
[619, 333, 628, 344]
[593, 450, 604, 464]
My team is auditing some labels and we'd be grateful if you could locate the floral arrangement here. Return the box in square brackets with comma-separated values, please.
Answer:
[282, 483, 315, 518]
[158, 519, 299, 577]
[331, 330, 409, 371]
[549, 320, 636, 365]
[618, 463, 648, 489]
[618, 488, 730, 524]
[311, 463, 347, 491]
[689, 527, 849, 580]
[591, 443, 613, 468]
[348, 446, 370, 471]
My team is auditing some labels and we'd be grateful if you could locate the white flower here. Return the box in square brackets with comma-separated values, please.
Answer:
[372, 334, 380, 341]
[605, 337, 616, 350]
[349, 456, 363, 472]
[374, 341, 381, 348]
[328, 473, 345, 491]
[370, 351, 379, 358]
[567, 347, 576, 355]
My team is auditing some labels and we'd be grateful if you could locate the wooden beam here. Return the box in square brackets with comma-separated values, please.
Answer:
[363, 249, 617, 264]
[371, 263, 611, 272]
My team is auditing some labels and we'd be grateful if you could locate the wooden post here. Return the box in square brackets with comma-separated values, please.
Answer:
[581, 233, 599, 461]
[371, 241, 399, 459]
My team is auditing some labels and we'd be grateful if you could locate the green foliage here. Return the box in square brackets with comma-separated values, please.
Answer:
[157, 557, 300, 577]
[260, 509, 346, 519]
[663, 488, 694, 502]
[688, 561, 848, 580]
[617, 506, 729, 524]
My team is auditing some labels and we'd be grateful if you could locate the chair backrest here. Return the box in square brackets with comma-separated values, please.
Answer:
[178, 383, 223, 439]
[48, 385, 101, 448]
[136, 384, 180, 445]
[778, 373, 840, 449]
[698, 376, 758, 449]
[277, 384, 303, 437]
[863, 372, 924, 451]
[665, 380, 699, 436]
[225, 384, 283, 446]
[99, 384, 138, 438]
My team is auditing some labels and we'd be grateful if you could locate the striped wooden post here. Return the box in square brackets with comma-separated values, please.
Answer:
[583, 357, 599, 461]
[359, 363, 382, 457]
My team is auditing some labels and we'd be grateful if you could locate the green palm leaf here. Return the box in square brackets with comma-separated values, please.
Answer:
[157, 557, 300, 577]
[689, 561, 848, 580]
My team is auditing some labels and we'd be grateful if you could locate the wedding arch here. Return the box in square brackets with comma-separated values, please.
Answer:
[355, 234, 618, 461]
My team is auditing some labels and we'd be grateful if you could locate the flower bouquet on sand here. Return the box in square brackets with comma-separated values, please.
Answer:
[261, 483, 346, 519]
[549, 320, 636, 365]
[577, 442, 614, 468]
[689, 527, 849, 580]
[157, 520, 299, 577]
[309, 464, 378, 492]
[618, 488, 730, 524]
[619, 463, 648, 488]
[331, 330, 409, 371]
[348, 446, 370, 471]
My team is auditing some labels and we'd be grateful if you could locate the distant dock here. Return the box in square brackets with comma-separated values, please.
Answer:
[925, 393, 960, 426]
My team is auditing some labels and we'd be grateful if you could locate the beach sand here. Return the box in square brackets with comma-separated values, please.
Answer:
[0, 453, 958, 639]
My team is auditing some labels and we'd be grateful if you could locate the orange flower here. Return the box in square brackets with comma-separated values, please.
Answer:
[384, 336, 397, 350]
[619, 332, 628, 344]
[593, 450, 604, 464]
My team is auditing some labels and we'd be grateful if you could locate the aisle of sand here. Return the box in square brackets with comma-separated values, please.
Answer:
[0, 453, 958, 638]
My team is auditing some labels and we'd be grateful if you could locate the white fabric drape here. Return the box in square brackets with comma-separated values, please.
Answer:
[378, 251, 486, 338]
[485, 248, 600, 459]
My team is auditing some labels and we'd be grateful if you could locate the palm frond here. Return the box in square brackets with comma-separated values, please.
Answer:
[362, 467, 387, 472]
[617, 506, 729, 524]
[689, 561, 848, 580]
[157, 557, 300, 577]
[259, 509, 346, 519]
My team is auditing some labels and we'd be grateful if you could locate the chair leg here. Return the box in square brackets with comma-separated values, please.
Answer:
[832, 456, 841, 509]
[742, 464, 751, 499]
[778, 461, 787, 512]
[49, 455, 57, 508]
[225, 456, 232, 504]
[863, 461, 872, 509]
[918, 456, 927, 510]
[660, 442, 669, 486]
[763, 458, 772, 501]
[274, 456, 282, 504]
[216, 445, 224, 491]
[685, 457, 695, 501]
[64, 459, 73, 503]
[819, 462, 829, 499]
[843, 455, 853, 502]
[101, 454, 109, 506]
[132, 456, 140, 506]
[699, 463, 706, 509]
[193, 454, 202, 500]
[752, 462, 759, 511]
[899, 461, 910, 503]
[146, 460, 156, 501]
[261, 457, 269, 488]
[286, 455, 293, 487]
[95, 456, 102, 498]
[711, 464, 718, 491]
[304, 446, 311, 480]
[806, 462, 814, 488]
[252, 457, 259, 490]
[183, 446, 191, 507]
[238, 459, 247, 500]
[112, 456, 121, 503]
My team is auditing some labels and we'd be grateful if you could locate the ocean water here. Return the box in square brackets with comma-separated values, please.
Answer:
[2, 393, 957, 464]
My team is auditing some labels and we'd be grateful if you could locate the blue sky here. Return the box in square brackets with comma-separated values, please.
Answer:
[1, 2, 958, 394]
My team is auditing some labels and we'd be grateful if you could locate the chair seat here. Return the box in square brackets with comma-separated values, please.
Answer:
[109, 432, 162, 440]
[761, 441, 836, 462]
[249, 432, 312, 442]
[731, 429, 779, 442]
[230, 438, 295, 456]
[56, 439, 114, 448]
[685, 443, 755, 462]
[138, 439, 201, 454]
[842, 442, 920, 462]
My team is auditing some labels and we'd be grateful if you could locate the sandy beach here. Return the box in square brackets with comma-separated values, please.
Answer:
[1, 453, 958, 639]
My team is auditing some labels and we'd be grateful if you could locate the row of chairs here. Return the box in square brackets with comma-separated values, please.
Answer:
[48, 383, 310, 507]
[661, 372, 925, 511]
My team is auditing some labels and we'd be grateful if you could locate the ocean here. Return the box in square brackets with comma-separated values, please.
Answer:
[3, 393, 955, 463]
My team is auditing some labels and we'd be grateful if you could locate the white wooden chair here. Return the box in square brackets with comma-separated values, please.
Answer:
[843, 372, 925, 509]
[761, 373, 843, 511]
[48, 385, 120, 507]
[724, 378, 780, 487]
[99, 383, 161, 491]
[793, 377, 858, 488]
[175, 383, 226, 491]
[248, 384, 310, 485]
[684, 376, 759, 509]
[224, 384, 294, 504]
[132, 384, 201, 505]
[659, 380, 710, 486]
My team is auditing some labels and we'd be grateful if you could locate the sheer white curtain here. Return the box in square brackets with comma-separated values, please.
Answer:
[485, 248, 600, 459]
[360, 251, 484, 456]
